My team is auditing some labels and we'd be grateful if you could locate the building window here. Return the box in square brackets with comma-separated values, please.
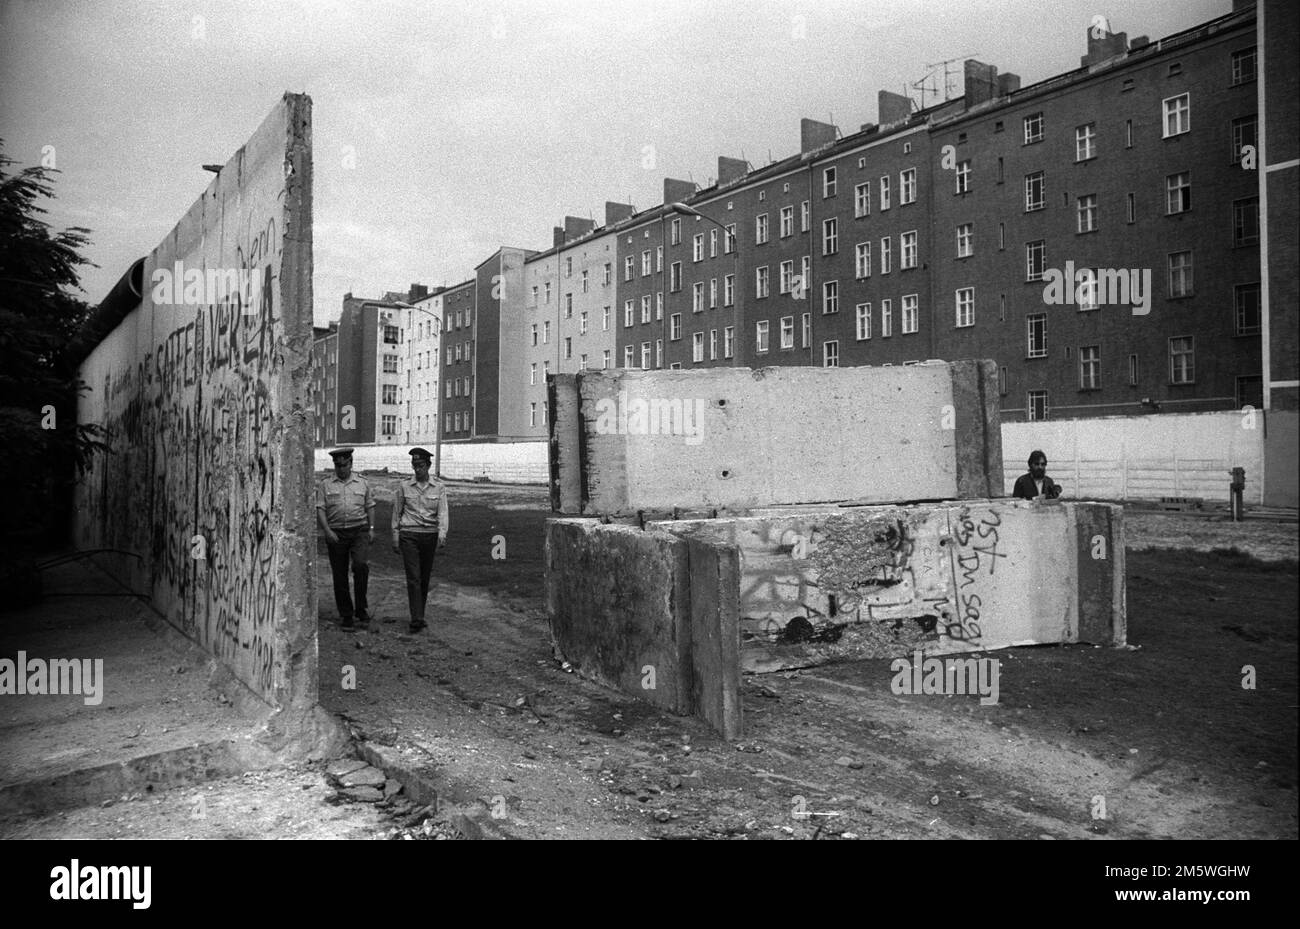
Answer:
[623, 300, 634, 328]
[800, 200, 810, 232]
[955, 160, 971, 194]
[445, 380, 452, 399]
[756, 266, 770, 299]
[1026, 240, 1046, 282]
[1234, 283, 1261, 335]
[641, 342, 652, 369]
[854, 183, 870, 217]
[1128, 354, 1139, 385]
[529, 363, 537, 386]
[956, 223, 973, 258]
[724, 326, 735, 358]
[779, 261, 794, 294]
[564, 256, 573, 278]
[603, 262, 612, 285]
[855, 303, 871, 340]
[900, 167, 916, 204]
[656, 245, 663, 272]
[623, 345, 634, 368]
[955, 287, 974, 328]
[901, 231, 918, 269]
[1024, 171, 1045, 211]
[1079, 345, 1100, 390]
[624, 256, 634, 281]
[382, 384, 398, 404]
[580, 310, 589, 334]
[669, 313, 682, 340]
[581, 269, 589, 292]
[709, 229, 718, 257]
[823, 340, 839, 367]
[780, 316, 794, 349]
[710, 278, 718, 307]
[1077, 268, 1099, 311]
[656, 292, 663, 320]
[1027, 313, 1047, 358]
[801, 313, 811, 348]
[693, 281, 706, 312]
[1169, 336, 1195, 384]
[879, 175, 891, 210]
[1127, 192, 1136, 224]
[670, 217, 681, 245]
[564, 293, 573, 318]
[1077, 194, 1098, 233]
[601, 349, 610, 369]
[1027, 390, 1048, 421]
[1232, 115, 1258, 164]
[1166, 172, 1191, 214]
[383, 354, 398, 373]
[642, 249, 652, 277]
[1233, 197, 1260, 245]
[381, 414, 397, 436]
[692, 233, 704, 262]
[880, 299, 893, 338]
[724, 274, 735, 307]
[999, 366, 1007, 396]
[855, 242, 871, 279]
[822, 218, 838, 255]
[822, 280, 839, 314]
[1163, 93, 1190, 138]
[901, 294, 918, 334]
[1231, 47, 1257, 85]
[755, 214, 769, 245]
[543, 321, 550, 343]
[383, 325, 400, 344]
[823, 166, 837, 198]
[780, 206, 794, 237]
[692, 332, 704, 363]
[1075, 123, 1096, 161]
[708, 330, 718, 360]
[564, 336, 572, 360]
[724, 224, 736, 253]
[1168, 251, 1193, 297]
[1023, 112, 1044, 144]
[670, 262, 682, 292]
[755, 320, 770, 353]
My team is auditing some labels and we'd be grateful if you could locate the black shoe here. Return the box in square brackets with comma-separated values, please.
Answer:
[408, 621, 427, 633]
[356, 610, 373, 628]
[340, 615, 355, 630]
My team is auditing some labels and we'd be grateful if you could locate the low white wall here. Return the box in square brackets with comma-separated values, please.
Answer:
[313, 441, 548, 484]
[1002, 411, 1265, 504]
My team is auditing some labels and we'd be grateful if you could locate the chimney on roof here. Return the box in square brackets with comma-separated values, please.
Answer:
[1082, 24, 1128, 68]
[800, 118, 837, 154]
[409, 283, 429, 302]
[343, 291, 353, 301]
[663, 177, 696, 205]
[1129, 35, 1149, 50]
[564, 216, 596, 241]
[717, 156, 747, 185]
[860, 122, 877, 134]
[998, 72, 1021, 95]
[962, 60, 1000, 109]
[605, 201, 635, 225]
[877, 91, 912, 125]
[553, 226, 564, 248]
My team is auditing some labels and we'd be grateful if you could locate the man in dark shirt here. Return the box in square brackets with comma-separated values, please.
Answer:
[1012, 450, 1064, 501]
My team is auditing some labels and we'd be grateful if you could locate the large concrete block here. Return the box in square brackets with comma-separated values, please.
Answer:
[552, 362, 1002, 515]
[546, 499, 1124, 738]
[75, 94, 315, 714]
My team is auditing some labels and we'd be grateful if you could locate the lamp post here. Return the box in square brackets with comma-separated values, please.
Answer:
[666, 202, 741, 367]
[392, 300, 444, 479]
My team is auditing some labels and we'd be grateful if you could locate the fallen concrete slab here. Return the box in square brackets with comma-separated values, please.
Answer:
[545, 499, 1125, 738]
[549, 361, 1002, 515]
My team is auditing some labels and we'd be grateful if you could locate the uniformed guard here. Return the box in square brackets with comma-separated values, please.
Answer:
[316, 447, 376, 629]
[390, 447, 449, 633]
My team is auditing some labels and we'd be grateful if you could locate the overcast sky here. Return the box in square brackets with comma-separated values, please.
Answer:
[1, 0, 1227, 327]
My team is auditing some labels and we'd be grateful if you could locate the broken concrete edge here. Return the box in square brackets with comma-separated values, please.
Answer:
[0, 736, 287, 817]
[353, 740, 518, 840]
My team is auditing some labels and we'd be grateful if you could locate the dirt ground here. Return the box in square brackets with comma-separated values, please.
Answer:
[12, 482, 1295, 840]
[312, 481, 1296, 840]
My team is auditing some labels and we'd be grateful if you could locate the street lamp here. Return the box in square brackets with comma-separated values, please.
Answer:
[666, 202, 742, 367]
[392, 300, 444, 479]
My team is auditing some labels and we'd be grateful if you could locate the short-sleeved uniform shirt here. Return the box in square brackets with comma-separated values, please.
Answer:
[395, 478, 449, 536]
[316, 473, 372, 529]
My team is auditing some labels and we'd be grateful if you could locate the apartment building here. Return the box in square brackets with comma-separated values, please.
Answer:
[439, 279, 476, 441]
[401, 288, 441, 444]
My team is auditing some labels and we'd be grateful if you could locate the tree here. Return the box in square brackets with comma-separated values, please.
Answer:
[0, 140, 108, 564]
